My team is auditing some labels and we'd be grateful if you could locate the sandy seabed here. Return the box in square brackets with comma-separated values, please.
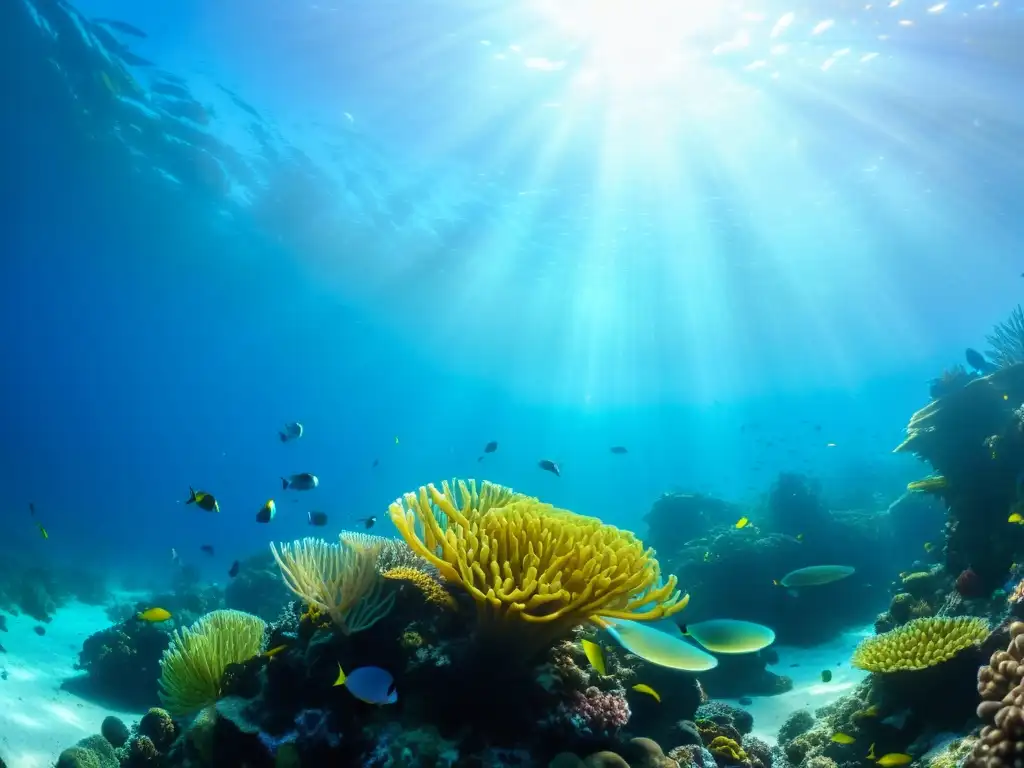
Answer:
[724, 625, 874, 745]
[0, 602, 144, 768]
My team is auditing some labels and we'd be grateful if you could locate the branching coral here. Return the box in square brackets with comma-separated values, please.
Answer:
[969, 621, 1024, 768]
[157, 609, 266, 717]
[388, 479, 688, 648]
[270, 534, 395, 634]
[852, 616, 988, 673]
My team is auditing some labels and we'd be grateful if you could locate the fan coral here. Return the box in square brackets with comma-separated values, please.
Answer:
[157, 609, 266, 716]
[389, 479, 688, 648]
[852, 616, 988, 673]
[969, 621, 1024, 768]
[270, 534, 395, 634]
[382, 566, 456, 610]
[987, 306, 1024, 368]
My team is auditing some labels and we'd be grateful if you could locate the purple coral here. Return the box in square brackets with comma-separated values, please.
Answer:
[563, 686, 631, 734]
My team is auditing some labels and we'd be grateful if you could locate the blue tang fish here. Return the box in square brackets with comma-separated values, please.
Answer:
[333, 664, 397, 705]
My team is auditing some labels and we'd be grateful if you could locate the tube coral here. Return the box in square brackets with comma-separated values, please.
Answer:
[270, 534, 395, 634]
[388, 479, 688, 648]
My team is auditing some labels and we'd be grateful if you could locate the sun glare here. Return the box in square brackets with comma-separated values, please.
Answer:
[535, 0, 732, 86]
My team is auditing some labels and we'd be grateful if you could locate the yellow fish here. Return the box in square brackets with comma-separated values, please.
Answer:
[831, 733, 856, 745]
[581, 638, 606, 676]
[735, 517, 750, 529]
[860, 705, 880, 717]
[38, 523, 48, 540]
[263, 644, 288, 658]
[631, 683, 661, 703]
[1004, 394, 1010, 401]
[703, 551, 711, 562]
[796, 533, 804, 542]
[875, 754, 913, 767]
[923, 542, 933, 552]
[1010, 513, 1024, 524]
[137, 607, 172, 622]
[394, 436, 400, 445]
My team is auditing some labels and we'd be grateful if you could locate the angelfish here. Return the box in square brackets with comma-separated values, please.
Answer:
[186, 487, 220, 513]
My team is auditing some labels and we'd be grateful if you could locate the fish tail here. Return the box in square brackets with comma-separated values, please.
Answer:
[187, 486, 197, 504]
[281, 477, 289, 490]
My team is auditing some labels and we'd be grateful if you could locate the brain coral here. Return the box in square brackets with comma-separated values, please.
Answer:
[968, 622, 1024, 768]
[852, 616, 988, 673]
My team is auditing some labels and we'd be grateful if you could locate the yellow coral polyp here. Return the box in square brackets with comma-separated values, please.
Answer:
[383, 566, 457, 610]
[388, 479, 688, 646]
[852, 616, 989, 673]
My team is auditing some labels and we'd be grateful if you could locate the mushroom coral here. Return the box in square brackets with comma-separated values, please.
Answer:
[388, 479, 688, 649]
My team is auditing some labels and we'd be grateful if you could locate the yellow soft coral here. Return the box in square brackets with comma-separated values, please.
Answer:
[852, 616, 988, 673]
[271, 534, 395, 634]
[389, 479, 687, 647]
[157, 610, 266, 716]
[383, 566, 457, 610]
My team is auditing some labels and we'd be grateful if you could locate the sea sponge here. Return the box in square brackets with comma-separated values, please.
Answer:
[157, 609, 266, 716]
[389, 479, 688, 647]
[271, 534, 395, 634]
[382, 566, 457, 610]
[852, 616, 989, 673]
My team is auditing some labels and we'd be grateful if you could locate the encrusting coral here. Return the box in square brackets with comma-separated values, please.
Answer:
[388, 479, 688, 649]
[270, 534, 395, 634]
[852, 616, 988, 673]
[157, 609, 266, 716]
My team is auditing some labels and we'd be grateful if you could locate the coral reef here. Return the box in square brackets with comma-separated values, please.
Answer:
[895, 363, 1024, 591]
[73, 619, 174, 708]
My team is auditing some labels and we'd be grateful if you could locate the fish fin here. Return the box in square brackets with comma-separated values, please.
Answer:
[281, 477, 289, 490]
[333, 663, 346, 687]
[187, 486, 197, 504]
[279, 432, 287, 442]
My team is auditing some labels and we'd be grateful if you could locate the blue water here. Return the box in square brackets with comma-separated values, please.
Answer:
[1, 0, 1020, 585]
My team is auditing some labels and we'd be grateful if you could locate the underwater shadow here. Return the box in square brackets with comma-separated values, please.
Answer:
[60, 672, 153, 712]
